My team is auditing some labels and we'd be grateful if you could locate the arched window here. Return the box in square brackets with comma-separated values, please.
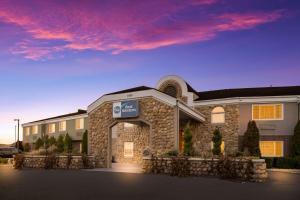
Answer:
[163, 85, 178, 98]
[211, 107, 225, 124]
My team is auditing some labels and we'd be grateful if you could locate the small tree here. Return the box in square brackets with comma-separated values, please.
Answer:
[212, 128, 222, 156]
[43, 135, 50, 150]
[64, 133, 72, 153]
[184, 124, 193, 156]
[82, 130, 88, 154]
[24, 143, 31, 152]
[48, 136, 56, 152]
[243, 120, 260, 156]
[292, 120, 300, 156]
[35, 138, 43, 150]
[56, 135, 64, 153]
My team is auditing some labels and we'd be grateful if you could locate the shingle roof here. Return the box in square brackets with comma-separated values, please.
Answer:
[105, 86, 154, 95]
[23, 109, 87, 124]
[196, 86, 300, 101]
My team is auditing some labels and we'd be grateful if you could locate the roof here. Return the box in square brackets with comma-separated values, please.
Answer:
[196, 86, 300, 101]
[105, 86, 154, 95]
[185, 82, 198, 94]
[23, 109, 87, 124]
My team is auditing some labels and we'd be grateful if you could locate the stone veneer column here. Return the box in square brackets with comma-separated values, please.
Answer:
[88, 97, 177, 168]
[193, 104, 240, 156]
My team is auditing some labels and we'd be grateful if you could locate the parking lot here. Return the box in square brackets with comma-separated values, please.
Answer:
[0, 165, 299, 200]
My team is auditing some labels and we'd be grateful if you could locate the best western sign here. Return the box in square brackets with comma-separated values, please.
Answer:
[113, 100, 139, 118]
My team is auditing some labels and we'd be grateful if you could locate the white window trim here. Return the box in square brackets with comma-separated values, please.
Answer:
[75, 118, 84, 130]
[48, 123, 56, 133]
[252, 104, 284, 121]
[211, 107, 225, 124]
[260, 141, 284, 157]
[59, 121, 66, 132]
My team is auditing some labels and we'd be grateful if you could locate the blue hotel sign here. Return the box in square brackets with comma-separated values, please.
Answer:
[113, 100, 139, 118]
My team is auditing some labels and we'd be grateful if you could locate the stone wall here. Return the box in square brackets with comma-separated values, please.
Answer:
[193, 104, 239, 156]
[89, 97, 176, 168]
[18, 155, 95, 169]
[142, 157, 268, 182]
[112, 122, 150, 165]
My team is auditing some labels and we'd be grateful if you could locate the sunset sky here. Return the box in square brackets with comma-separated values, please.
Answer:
[0, 0, 300, 144]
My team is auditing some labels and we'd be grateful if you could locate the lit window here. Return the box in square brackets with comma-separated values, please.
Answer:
[252, 104, 283, 120]
[59, 121, 66, 132]
[124, 123, 134, 128]
[48, 123, 56, 133]
[32, 125, 38, 134]
[24, 127, 30, 136]
[163, 85, 178, 98]
[211, 107, 225, 124]
[260, 141, 283, 157]
[124, 142, 133, 158]
[75, 118, 84, 130]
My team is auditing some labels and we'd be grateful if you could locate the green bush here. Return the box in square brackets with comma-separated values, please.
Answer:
[35, 138, 43, 150]
[263, 157, 300, 169]
[183, 124, 193, 156]
[82, 130, 88, 154]
[292, 120, 300, 156]
[49, 136, 56, 147]
[212, 129, 222, 156]
[24, 143, 30, 152]
[0, 157, 8, 164]
[166, 150, 178, 157]
[56, 135, 64, 153]
[64, 133, 72, 153]
[243, 121, 261, 156]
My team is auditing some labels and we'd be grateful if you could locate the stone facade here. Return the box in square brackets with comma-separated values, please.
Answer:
[193, 104, 240, 156]
[142, 157, 268, 182]
[18, 155, 96, 169]
[112, 122, 150, 165]
[88, 97, 177, 167]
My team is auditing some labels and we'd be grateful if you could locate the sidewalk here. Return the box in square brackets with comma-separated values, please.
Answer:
[267, 168, 300, 174]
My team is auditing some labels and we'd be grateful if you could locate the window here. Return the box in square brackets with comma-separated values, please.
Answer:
[259, 141, 283, 157]
[211, 107, 225, 124]
[75, 118, 84, 130]
[164, 85, 178, 98]
[32, 125, 38, 134]
[48, 123, 56, 133]
[59, 121, 66, 132]
[24, 127, 30, 136]
[124, 142, 134, 158]
[252, 104, 283, 120]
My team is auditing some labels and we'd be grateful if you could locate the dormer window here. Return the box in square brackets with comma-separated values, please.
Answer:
[163, 85, 178, 98]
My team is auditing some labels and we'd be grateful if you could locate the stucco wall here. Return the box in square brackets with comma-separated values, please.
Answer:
[88, 97, 177, 168]
[239, 102, 298, 136]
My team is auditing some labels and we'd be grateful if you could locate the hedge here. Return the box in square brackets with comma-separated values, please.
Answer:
[263, 157, 300, 169]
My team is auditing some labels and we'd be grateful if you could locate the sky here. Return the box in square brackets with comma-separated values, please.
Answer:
[0, 0, 300, 144]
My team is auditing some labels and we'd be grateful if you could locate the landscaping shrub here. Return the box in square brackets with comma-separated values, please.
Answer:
[64, 133, 72, 153]
[13, 154, 24, 169]
[23, 143, 30, 152]
[44, 154, 57, 169]
[165, 150, 178, 157]
[263, 158, 274, 168]
[35, 138, 43, 150]
[82, 154, 89, 168]
[243, 121, 261, 157]
[184, 125, 193, 156]
[56, 135, 64, 153]
[43, 135, 50, 150]
[82, 130, 88, 154]
[0, 157, 8, 164]
[262, 157, 300, 169]
[212, 128, 222, 156]
[292, 120, 300, 156]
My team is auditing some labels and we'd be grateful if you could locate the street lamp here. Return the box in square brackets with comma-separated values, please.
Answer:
[14, 119, 20, 151]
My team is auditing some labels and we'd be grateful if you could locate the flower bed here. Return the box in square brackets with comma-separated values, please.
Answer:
[143, 156, 268, 182]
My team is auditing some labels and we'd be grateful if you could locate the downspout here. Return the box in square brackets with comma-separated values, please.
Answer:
[176, 99, 180, 152]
